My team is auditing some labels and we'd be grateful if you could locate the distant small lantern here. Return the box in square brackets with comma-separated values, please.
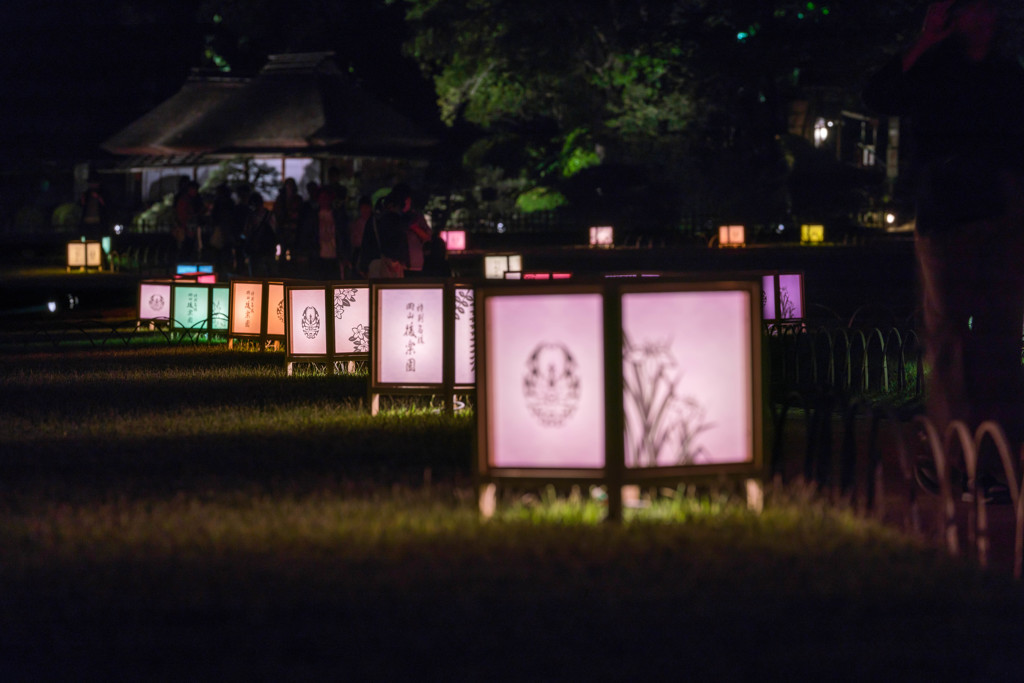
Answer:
[67, 240, 103, 271]
[440, 230, 467, 252]
[718, 225, 746, 247]
[589, 226, 614, 247]
[800, 224, 825, 245]
[484, 254, 523, 279]
[138, 280, 172, 324]
[760, 272, 805, 324]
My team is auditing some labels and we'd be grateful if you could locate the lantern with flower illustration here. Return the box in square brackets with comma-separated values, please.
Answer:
[475, 278, 764, 520]
[282, 282, 370, 373]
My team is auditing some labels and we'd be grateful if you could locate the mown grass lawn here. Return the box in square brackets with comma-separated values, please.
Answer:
[2, 346, 1023, 680]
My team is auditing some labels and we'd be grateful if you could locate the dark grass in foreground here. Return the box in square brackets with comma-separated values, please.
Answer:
[2, 347, 1024, 680]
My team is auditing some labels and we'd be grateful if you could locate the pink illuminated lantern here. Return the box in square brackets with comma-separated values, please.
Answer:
[475, 278, 764, 521]
[369, 281, 475, 415]
[589, 226, 614, 247]
[439, 230, 467, 252]
[138, 280, 172, 323]
[285, 285, 329, 360]
[760, 272, 805, 323]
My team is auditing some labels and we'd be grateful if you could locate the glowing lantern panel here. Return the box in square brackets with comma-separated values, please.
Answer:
[801, 224, 825, 244]
[485, 254, 523, 279]
[485, 293, 605, 469]
[86, 242, 103, 267]
[173, 285, 210, 329]
[67, 242, 86, 268]
[267, 283, 286, 337]
[230, 282, 264, 336]
[454, 287, 475, 385]
[377, 287, 444, 384]
[139, 282, 171, 321]
[288, 288, 328, 355]
[589, 226, 614, 246]
[440, 230, 466, 251]
[719, 225, 746, 247]
[621, 290, 754, 468]
[211, 286, 229, 330]
[332, 285, 371, 355]
[777, 274, 803, 319]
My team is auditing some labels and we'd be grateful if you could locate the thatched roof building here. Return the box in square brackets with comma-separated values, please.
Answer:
[98, 52, 438, 207]
[102, 51, 437, 158]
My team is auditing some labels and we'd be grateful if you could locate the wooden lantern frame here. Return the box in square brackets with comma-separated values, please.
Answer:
[474, 278, 765, 521]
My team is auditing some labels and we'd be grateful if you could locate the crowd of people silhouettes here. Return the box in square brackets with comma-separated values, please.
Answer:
[170, 169, 447, 281]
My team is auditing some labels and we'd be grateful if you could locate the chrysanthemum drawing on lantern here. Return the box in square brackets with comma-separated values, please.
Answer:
[149, 294, 165, 311]
[348, 323, 369, 353]
[335, 288, 358, 319]
[454, 288, 475, 372]
[622, 333, 714, 467]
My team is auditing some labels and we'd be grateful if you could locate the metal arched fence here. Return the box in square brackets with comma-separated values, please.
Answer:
[766, 323, 923, 400]
[0, 314, 231, 350]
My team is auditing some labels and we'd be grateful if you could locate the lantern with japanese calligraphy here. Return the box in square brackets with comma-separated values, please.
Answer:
[369, 282, 473, 415]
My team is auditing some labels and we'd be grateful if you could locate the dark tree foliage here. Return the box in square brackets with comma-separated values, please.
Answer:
[397, 0, 927, 230]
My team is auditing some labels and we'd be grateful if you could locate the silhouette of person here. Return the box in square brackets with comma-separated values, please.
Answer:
[390, 183, 431, 276]
[208, 183, 236, 276]
[864, 0, 1024, 495]
[78, 175, 109, 239]
[273, 178, 303, 271]
[173, 179, 203, 260]
[294, 181, 321, 277]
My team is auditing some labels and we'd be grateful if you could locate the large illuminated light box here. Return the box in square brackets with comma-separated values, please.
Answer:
[484, 254, 523, 279]
[67, 240, 103, 271]
[589, 226, 614, 247]
[369, 281, 475, 414]
[439, 230, 467, 252]
[137, 280, 172, 322]
[718, 225, 746, 247]
[475, 279, 764, 520]
[801, 224, 825, 244]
